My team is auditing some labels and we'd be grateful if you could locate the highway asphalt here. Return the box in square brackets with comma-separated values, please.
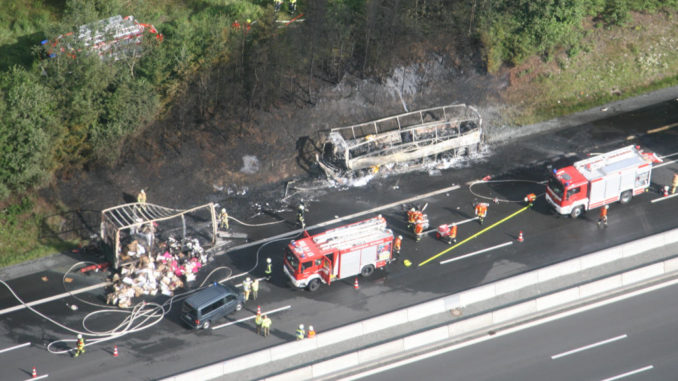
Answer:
[0, 97, 677, 380]
[360, 278, 678, 381]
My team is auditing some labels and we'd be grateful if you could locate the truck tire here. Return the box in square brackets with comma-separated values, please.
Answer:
[307, 279, 321, 292]
[570, 206, 584, 218]
[202, 320, 211, 330]
[235, 302, 243, 312]
[361, 265, 375, 277]
[619, 190, 632, 204]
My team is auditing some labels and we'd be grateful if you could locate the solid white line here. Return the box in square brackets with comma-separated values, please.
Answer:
[658, 151, 678, 159]
[341, 272, 678, 381]
[551, 334, 627, 359]
[650, 192, 678, 203]
[24, 374, 48, 381]
[0, 342, 30, 354]
[211, 305, 292, 330]
[600, 365, 653, 381]
[439, 242, 513, 265]
[654, 159, 677, 168]
[0, 282, 108, 316]
[423, 217, 479, 234]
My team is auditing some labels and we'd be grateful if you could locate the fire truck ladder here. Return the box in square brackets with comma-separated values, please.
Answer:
[314, 218, 387, 251]
[576, 145, 639, 172]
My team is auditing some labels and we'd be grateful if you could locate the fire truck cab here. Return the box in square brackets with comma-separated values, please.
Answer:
[545, 145, 661, 218]
[283, 216, 394, 291]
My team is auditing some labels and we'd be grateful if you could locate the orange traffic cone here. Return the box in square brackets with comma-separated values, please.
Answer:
[353, 278, 359, 290]
[32, 367, 37, 378]
[517, 231, 524, 242]
[257, 305, 261, 315]
[113, 345, 119, 357]
[664, 186, 669, 197]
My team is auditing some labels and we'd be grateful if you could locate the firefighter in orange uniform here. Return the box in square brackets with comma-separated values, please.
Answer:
[598, 205, 609, 227]
[407, 208, 417, 229]
[474, 202, 488, 225]
[449, 223, 457, 244]
[525, 193, 537, 207]
[414, 217, 425, 242]
[394, 235, 402, 257]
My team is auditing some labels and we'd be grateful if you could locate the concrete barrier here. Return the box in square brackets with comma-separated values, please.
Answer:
[664, 257, 678, 273]
[316, 322, 363, 347]
[403, 326, 449, 351]
[579, 275, 622, 298]
[459, 283, 495, 306]
[312, 352, 360, 377]
[270, 340, 315, 362]
[223, 350, 272, 374]
[536, 288, 580, 311]
[172, 363, 223, 381]
[265, 366, 313, 381]
[492, 300, 537, 324]
[621, 263, 664, 286]
[357, 340, 405, 363]
[580, 247, 622, 270]
[622, 234, 665, 257]
[494, 272, 539, 295]
[362, 310, 408, 334]
[448, 313, 493, 337]
[407, 299, 446, 322]
[537, 258, 580, 282]
[443, 293, 462, 310]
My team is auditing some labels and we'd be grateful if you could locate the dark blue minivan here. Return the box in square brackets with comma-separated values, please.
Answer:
[181, 283, 244, 329]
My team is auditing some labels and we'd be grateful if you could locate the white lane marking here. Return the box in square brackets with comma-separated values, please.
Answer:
[551, 334, 627, 359]
[218, 184, 461, 256]
[0, 342, 30, 354]
[0, 282, 108, 316]
[600, 365, 654, 381]
[654, 159, 677, 168]
[439, 242, 513, 265]
[24, 375, 48, 381]
[658, 151, 678, 159]
[423, 217, 479, 234]
[211, 305, 292, 330]
[650, 192, 678, 203]
[340, 272, 678, 381]
[647, 122, 678, 134]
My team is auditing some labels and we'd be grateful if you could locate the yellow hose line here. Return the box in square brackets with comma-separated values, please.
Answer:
[418, 205, 530, 267]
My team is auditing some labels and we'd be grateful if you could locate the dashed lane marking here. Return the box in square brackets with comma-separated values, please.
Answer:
[0, 342, 30, 354]
[211, 305, 292, 330]
[439, 242, 513, 265]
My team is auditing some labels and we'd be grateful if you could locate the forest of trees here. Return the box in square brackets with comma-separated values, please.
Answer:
[1, 0, 677, 202]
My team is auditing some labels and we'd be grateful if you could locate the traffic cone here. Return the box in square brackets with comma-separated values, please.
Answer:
[517, 231, 524, 242]
[257, 305, 261, 315]
[32, 367, 37, 378]
[113, 345, 118, 357]
[664, 186, 669, 197]
[353, 278, 359, 290]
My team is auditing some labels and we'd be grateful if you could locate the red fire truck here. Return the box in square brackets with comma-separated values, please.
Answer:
[283, 216, 395, 291]
[545, 145, 661, 218]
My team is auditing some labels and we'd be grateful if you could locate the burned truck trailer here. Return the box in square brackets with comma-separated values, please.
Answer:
[317, 104, 482, 178]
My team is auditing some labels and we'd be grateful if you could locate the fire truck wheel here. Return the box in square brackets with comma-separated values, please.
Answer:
[361, 265, 375, 277]
[570, 206, 583, 218]
[307, 279, 320, 292]
[619, 190, 632, 204]
[202, 320, 211, 330]
[236, 302, 243, 311]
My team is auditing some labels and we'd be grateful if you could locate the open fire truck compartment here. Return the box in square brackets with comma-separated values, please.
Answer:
[283, 216, 394, 291]
[317, 104, 482, 179]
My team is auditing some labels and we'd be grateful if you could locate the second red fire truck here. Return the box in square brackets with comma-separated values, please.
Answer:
[283, 216, 395, 291]
[545, 145, 661, 218]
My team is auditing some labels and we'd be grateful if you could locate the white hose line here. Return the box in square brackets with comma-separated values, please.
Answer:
[468, 179, 545, 203]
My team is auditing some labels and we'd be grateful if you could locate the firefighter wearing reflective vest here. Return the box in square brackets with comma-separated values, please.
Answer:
[598, 205, 609, 227]
[264, 257, 272, 280]
[262, 315, 271, 337]
[255, 310, 263, 335]
[449, 223, 457, 244]
[474, 202, 488, 225]
[297, 204, 306, 229]
[74, 334, 85, 358]
[394, 235, 402, 256]
[243, 277, 252, 301]
[525, 193, 537, 207]
[251, 278, 259, 300]
[296, 324, 305, 340]
[307, 325, 316, 338]
[414, 216, 425, 242]
[218, 208, 229, 230]
[289, 0, 297, 13]
[671, 173, 678, 195]
[407, 208, 417, 229]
